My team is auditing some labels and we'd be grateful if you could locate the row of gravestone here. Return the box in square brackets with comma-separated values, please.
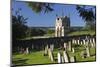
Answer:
[18, 37, 95, 53]
[71, 38, 95, 47]
[44, 47, 76, 63]
[44, 37, 95, 63]
[16, 36, 95, 63]
[14, 35, 95, 54]
[57, 51, 76, 63]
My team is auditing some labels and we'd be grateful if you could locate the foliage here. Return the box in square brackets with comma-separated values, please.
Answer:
[12, 8, 47, 40]
[76, 5, 96, 30]
[12, 9, 28, 40]
[46, 29, 54, 34]
[27, 2, 54, 13]
[76, 6, 96, 21]
[28, 28, 46, 36]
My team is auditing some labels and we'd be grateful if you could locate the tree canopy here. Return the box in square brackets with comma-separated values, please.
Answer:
[12, 9, 28, 40]
[27, 2, 54, 13]
[76, 5, 95, 22]
[76, 5, 96, 30]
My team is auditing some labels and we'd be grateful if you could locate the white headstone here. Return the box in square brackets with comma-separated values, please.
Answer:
[83, 40, 86, 45]
[72, 39, 75, 44]
[68, 41, 72, 51]
[93, 38, 95, 43]
[93, 38, 95, 47]
[44, 45, 48, 55]
[74, 40, 77, 44]
[48, 49, 54, 62]
[72, 48, 75, 53]
[61, 56, 64, 63]
[90, 39, 93, 47]
[57, 52, 61, 63]
[78, 40, 80, 45]
[85, 46, 90, 57]
[50, 44, 54, 51]
[80, 41, 83, 45]
[64, 43, 67, 50]
[63, 51, 69, 63]
[26, 47, 29, 54]
[70, 56, 75, 62]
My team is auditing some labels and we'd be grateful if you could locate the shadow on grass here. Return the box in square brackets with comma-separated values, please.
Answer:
[12, 58, 29, 65]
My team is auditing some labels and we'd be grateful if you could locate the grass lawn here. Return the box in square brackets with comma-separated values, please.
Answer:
[12, 44, 96, 66]
[12, 51, 55, 65]
[44, 30, 96, 36]
[20, 30, 95, 40]
[12, 29, 96, 66]
[68, 30, 95, 36]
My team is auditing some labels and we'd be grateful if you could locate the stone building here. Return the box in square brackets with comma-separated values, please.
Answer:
[55, 15, 70, 37]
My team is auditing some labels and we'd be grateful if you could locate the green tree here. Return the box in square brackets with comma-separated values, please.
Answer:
[29, 28, 46, 36]
[47, 29, 54, 34]
[76, 5, 96, 30]
[12, 8, 28, 40]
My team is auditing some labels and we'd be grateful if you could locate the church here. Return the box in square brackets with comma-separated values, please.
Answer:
[55, 15, 70, 37]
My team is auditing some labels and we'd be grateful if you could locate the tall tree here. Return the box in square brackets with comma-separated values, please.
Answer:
[76, 5, 96, 30]
[12, 8, 28, 40]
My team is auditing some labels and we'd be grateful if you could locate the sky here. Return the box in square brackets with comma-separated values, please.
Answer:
[11, 0, 95, 27]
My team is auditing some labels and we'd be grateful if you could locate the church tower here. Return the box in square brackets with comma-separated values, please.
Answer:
[55, 15, 70, 37]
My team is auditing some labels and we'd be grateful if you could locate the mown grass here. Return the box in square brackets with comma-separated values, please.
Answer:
[12, 51, 54, 65]
[20, 30, 95, 40]
[12, 44, 96, 66]
[68, 30, 95, 36]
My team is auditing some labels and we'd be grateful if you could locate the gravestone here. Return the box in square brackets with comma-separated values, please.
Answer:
[68, 41, 72, 51]
[48, 48, 54, 62]
[63, 51, 69, 63]
[85, 41, 90, 57]
[61, 56, 64, 63]
[72, 48, 75, 53]
[50, 44, 54, 51]
[44, 45, 48, 56]
[57, 52, 62, 63]
[74, 40, 77, 44]
[72, 39, 75, 44]
[64, 43, 67, 51]
[86, 46, 90, 57]
[25, 47, 29, 54]
[93, 38, 95, 47]
[80, 41, 83, 45]
[83, 40, 86, 45]
[90, 39, 94, 47]
[77, 40, 80, 45]
[70, 56, 75, 62]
